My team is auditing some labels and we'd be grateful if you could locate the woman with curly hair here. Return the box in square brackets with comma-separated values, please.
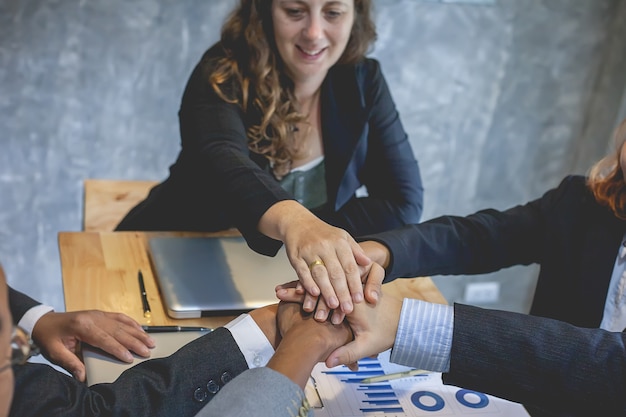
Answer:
[117, 0, 424, 321]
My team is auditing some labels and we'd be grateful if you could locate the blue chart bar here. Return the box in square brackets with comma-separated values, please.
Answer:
[322, 359, 405, 415]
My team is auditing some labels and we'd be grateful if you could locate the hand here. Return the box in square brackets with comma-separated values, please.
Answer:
[275, 258, 385, 324]
[258, 201, 373, 322]
[325, 265, 403, 369]
[31, 310, 155, 382]
[268, 301, 353, 388]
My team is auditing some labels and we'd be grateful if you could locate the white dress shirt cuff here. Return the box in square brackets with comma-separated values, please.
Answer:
[224, 314, 275, 368]
[17, 304, 55, 335]
[390, 299, 453, 372]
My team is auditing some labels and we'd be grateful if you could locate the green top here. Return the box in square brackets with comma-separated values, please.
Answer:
[279, 157, 327, 210]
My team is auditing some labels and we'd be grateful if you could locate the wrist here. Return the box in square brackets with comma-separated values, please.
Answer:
[359, 241, 391, 269]
[259, 200, 315, 240]
[249, 304, 280, 349]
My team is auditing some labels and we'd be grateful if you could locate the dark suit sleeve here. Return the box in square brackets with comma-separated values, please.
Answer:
[115, 45, 291, 256]
[177, 56, 294, 254]
[10, 327, 250, 417]
[8, 286, 41, 324]
[444, 303, 626, 415]
[360, 176, 582, 281]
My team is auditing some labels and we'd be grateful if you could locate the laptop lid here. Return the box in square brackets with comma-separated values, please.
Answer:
[148, 236, 297, 319]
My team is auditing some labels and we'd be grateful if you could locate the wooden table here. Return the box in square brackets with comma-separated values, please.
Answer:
[58, 231, 446, 329]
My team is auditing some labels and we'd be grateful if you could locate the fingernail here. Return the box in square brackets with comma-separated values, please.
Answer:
[370, 291, 379, 302]
[123, 351, 134, 362]
[328, 357, 339, 367]
[353, 292, 363, 303]
[341, 302, 353, 314]
[329, 297, 339, 308]
[315, 310, 326, 321]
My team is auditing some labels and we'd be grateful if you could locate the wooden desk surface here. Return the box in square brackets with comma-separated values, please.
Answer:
[58, 231, 446, 329]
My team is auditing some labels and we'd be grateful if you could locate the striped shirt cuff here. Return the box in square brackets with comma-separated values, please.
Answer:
[390, 299, 453, 372]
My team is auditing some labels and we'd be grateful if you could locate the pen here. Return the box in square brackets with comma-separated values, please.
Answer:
[138, 270, 151, 319]
[360, 369, 430, 384]
[141, 326, 212, 333]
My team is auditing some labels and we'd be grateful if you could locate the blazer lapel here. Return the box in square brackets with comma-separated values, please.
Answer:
[321, 65, 368, 210]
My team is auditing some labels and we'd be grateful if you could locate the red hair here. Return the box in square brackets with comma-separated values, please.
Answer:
[587, 118, 626, 220]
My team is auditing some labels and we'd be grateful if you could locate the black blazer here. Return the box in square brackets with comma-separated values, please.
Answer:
[117, 44, 424, 256]
[7, 287, 266, 417]
[11, 327, 250, 417]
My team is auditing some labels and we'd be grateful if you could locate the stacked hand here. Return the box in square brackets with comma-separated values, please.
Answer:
[269, 301, 353, 388]
[259, 201, 382, 324]
[276, 262, 403, 371]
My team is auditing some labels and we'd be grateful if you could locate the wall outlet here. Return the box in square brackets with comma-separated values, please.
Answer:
[464, 281, 500, 304]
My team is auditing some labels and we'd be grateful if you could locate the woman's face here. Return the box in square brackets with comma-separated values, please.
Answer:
[272, 0, 355, 88]
[0, 267, 14, 417]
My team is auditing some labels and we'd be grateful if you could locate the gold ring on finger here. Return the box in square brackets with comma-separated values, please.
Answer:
[309, 259, 325, 270]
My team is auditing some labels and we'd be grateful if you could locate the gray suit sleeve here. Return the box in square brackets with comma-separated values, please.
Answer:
[194, 367, 312, 417]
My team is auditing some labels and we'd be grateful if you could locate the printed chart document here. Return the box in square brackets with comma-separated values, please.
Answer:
[309, 350, 530, 417]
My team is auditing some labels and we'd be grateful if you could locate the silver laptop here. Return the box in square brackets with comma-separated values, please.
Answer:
[148, 236, 297, 318]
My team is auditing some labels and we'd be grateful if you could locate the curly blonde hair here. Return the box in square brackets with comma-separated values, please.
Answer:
[207, 0, 376, 179]
[587, 117, 626, 220]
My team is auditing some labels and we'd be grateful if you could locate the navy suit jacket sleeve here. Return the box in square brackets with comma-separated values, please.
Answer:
[10, 328, 250, 417]
[8, 286, 41, 324]
[446, 303, 626, 416]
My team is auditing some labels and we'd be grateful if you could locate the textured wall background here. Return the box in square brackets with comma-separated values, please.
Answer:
[1, 0, 626, 314]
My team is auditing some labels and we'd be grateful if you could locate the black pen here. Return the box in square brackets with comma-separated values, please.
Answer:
[141, 326, 212, 333]
[138, 270, 152, 319]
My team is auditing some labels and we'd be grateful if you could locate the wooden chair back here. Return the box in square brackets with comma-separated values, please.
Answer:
[83, 179, 158, 231]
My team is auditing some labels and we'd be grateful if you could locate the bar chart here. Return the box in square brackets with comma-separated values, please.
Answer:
[310, 350, 529, 417]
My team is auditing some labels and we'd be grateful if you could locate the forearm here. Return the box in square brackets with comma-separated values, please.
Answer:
[257, 200, 319, 242]
[12, 328, 248, 417]
[445, 304, 626, 415]
[266, 340, 321, 389]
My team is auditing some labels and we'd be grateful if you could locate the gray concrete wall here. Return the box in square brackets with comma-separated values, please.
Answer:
[1, 0, 625, 313]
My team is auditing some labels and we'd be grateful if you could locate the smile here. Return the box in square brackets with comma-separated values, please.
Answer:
[298, 46, 325, 57]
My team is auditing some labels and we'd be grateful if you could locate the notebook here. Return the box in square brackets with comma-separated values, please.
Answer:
[83, 330, 207, 385]
[148, 236, 297, 318]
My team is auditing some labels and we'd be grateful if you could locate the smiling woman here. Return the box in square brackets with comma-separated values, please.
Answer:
[116, 0, 424, 324]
